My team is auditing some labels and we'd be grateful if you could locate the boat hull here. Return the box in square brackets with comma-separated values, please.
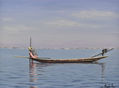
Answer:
[30, 56, 108, 63]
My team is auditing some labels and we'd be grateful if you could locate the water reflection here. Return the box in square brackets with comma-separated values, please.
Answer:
[29, 62, 38, 88]
[29, 62, 51, 88]
[100, 63, 105, 83]
[84, 62, 106, 83]
[98, 63, 116, 88]
[28, 62, 106, 88]
[92, 62, 105, 82]
[29, 63, 38, 82]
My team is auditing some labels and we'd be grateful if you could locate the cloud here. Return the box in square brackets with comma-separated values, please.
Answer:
[44, 19, 80, 27]
[72, 10, 119, 19]
[40, 10, 119, 29]
[1, 25, 31, 34]
[1, 17, 14, 22]
[42, 19, 104, 29]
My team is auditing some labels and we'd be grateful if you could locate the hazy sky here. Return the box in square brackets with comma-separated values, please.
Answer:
[0, 0, 119, 48]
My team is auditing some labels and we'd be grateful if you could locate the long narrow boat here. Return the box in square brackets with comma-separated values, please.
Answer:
[25, 37, 110, 63]
[29, 56, 108, 63]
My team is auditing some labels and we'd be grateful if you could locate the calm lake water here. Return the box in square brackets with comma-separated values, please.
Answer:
[0, 48, 119, 88]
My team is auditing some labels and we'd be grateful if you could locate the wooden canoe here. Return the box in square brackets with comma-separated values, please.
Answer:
[29, 56, 108, 63]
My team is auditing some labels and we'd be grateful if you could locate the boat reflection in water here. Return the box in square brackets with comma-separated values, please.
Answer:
[29, 62, 51, 88]
[100, 63, 105, 83]
[29, 62, 38, 88]
[28, 62, 106, 88]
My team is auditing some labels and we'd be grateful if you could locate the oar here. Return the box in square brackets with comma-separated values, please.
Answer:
[92, 48, 114, 57]
[15, 56, 29, 58]
[15, 56, 51, 60]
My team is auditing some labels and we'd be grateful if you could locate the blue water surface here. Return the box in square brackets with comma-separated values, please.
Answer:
[0, 48, 119, 88]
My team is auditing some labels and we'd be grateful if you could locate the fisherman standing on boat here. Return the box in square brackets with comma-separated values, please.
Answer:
[102, 49, 107, 56]
[28, 47, 38, 59]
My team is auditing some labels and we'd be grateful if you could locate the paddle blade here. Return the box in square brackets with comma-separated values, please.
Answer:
[15, 56, 29, 58]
